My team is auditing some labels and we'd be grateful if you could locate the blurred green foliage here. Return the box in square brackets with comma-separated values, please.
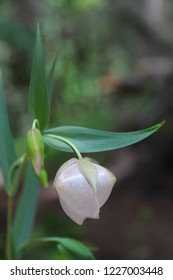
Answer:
[0, 0, 165, 135]
[1, 0, 172, 139]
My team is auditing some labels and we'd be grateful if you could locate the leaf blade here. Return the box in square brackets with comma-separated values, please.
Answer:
[28, 24, 49, 130]
[47, 55, 57, 102]
[43, 123, 163, 153]
[0, 72, 16, 193]
[57, 237, 95, 260]
[12, 164, 39, 257]
[37, 237, 95, 260]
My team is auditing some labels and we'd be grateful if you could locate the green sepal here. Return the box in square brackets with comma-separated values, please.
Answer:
[78, 158, 98, 192]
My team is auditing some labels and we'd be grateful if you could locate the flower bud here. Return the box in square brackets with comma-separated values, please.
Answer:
[53, 158, 116, 225]
[27, 129, 44, 175]
[37, 168, 48, 188]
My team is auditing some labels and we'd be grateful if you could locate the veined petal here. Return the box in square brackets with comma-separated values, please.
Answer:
[53, 162, 100, 223]
[94, 164, 116, 207]
[59, 196, 98, 225]
[54, 158, 77, 184]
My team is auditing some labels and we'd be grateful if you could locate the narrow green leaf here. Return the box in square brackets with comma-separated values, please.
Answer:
[29, 24, 49, 130]
[43, 122, 163, 153]
[47, 56, 57, 102]
[37, 237, 95, 260]
[0, 71, 16, 193]
[57, 244, 73, 259]
[8, 154, 27, 196]
[56, 237, 95, 260]
[12, 164, 39, 257]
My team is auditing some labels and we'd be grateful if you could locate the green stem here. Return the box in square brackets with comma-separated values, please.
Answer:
[32, 119, 40, 130]
[6, 154, 27, 259]
[6, 196, 13, 260]
[8, 154, 27, 196]
[43, 134, 82, 159]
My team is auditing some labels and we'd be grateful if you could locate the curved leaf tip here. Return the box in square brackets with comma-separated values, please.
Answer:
[147, 120, 165, 132]
[43, 121, 164, 154]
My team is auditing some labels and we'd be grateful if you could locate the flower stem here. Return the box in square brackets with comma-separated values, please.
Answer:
[43, 134, 82, 159]
[8, 154, 27, 196]
[6, 154, 27, 259]
[32, 119, 40, 130]
[6, 196, 13, 260]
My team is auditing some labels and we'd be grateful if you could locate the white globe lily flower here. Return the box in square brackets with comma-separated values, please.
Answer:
[53, 157, 116, 225]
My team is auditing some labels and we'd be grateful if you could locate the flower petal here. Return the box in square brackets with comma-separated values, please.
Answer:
[54, 158, 78, 177]
[59, 196, 87, 225]
[95, 164, 116, 207]
[54, 162, 100, 224]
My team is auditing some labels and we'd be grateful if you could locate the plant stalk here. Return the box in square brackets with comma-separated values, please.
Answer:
[6, 154, 27, 259]
[6, 196, 14, 260]
[43, 134, 82, 159]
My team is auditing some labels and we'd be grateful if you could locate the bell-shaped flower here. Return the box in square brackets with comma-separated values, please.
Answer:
[53, 157, 116, 225]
